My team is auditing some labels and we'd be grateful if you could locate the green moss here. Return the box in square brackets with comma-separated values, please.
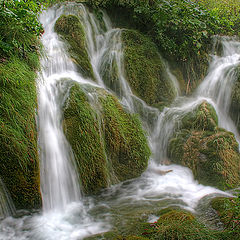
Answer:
[122, 29, 176, 108]
[63, 83, 150, 194]
[168, 102, 240, 190]
[54, 15, 95, 80]
[181, 101, 218, 131]
[109, 208, 217, 240]
[211, 195, 240, 239]
[100, 94, 150, 181]
[0, 56, 41, 209]
[63, 84, 109, 194]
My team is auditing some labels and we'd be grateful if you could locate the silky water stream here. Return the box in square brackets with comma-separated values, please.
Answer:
[0, 3, 239, 239]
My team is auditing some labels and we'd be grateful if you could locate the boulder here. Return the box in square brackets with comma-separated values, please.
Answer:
[168, 101, 240, 190]
[63, 83, 150, 194]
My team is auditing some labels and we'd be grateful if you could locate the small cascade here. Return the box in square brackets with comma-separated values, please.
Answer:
[196, 37, 240, 141]
[38, 6, 82, 211]
[0, 178, 15, 219]
[152, 37, 240, 161]
[80, 9, 135, 110]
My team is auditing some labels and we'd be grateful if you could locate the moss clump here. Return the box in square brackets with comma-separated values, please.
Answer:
[122, 29, 176, 108]
[63, 84, 109, 194]
[63, 83, 150, 194]
[0, 56, 41, 210]
[105, 208, 217, 240]
[168, 101, 240, 190]
[211, 195, 240, 239]
[54, 15, 95, 80]
[181, 101, 218, 131]
[100, 93, 150, 181]
[138, 209, 216, 240]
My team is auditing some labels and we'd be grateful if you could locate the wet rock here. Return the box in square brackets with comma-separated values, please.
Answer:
[63, 83, 150, 194]
[122, 29, 177, 109]
[55, 14, 95, 79]
[168, 101, 240, 190]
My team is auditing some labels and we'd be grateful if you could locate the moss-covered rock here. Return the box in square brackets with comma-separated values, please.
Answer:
[97, 208, 217, 240]
[63, 83, 150, 194]
[168, 101, 240, 190]
[181, 101, 218, 131]
[0, 56, 41, 210]
[55, 14, 95, 80]
[211, 195, 240, 239]
[138, 208, 216, 240]
[122, 29, 177, 108]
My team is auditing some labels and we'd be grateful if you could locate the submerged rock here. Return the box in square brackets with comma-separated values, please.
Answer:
[63, 83, 150, 194]
[168, 101, 240, 190]
[55, 14, 95, 79]
[122, 29, 177, 109]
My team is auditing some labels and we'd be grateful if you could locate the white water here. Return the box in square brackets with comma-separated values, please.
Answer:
[0, 178, 15, 219]
[153, 37, 240, 161]
[0, 3, 239, 240]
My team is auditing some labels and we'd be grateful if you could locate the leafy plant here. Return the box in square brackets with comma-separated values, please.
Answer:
[0, 0, 48, 57]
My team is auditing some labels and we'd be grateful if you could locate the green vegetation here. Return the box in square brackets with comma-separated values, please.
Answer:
[101, 91, 150, 182]
[197, 0, 240, 32]
[86, 208, 220, 240]
[0, 0, 47, 58]
[63, 84, 110, 194]
[168, 101, 240, 190]
[63, 83, 150, 194]
[54, 14, 95, 80]
[89, 0, 237, 62]
[211, 194, 240, 239]
[122, 29, 176, 107]
[0, 0, 44, 210]
[0, 55, 41, 210]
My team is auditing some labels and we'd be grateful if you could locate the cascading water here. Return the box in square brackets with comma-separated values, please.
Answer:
[0, 178, 15, 219]
[0, 2, 238, 239]
[153, 37, 240, 161]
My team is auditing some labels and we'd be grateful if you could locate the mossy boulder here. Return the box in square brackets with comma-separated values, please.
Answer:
[63, 83, 150, 194]
[122, 29, 177, 108]
[211, 195, 240, 239]
[55, 14, 95, 79]
[181, 101, 218, 131]
[98, 208, 217, 240]
[168, 101, 240, 190]
[0, 56, 41, 210]
[138, 208, 216, 240]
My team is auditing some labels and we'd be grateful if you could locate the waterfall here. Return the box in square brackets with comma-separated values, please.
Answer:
[196, 37, 240, 142]
[0, 2, 238, 239]
[152, 37, 240, 161]
[38, 6, 82, 211]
